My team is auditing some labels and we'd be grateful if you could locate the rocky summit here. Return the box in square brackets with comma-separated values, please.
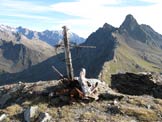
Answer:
[0, 72, 162, 122]
[111, 72, 162, 98]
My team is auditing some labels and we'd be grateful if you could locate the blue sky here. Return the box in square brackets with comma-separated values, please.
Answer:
[0, 0, 161, 38]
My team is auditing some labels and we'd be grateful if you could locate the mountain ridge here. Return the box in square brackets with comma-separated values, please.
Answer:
[0, 14, 162, 85]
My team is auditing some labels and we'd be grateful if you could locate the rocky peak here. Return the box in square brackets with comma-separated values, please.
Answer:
[16, 26, 23, 31]
[119, 14, 149, 42]
[120, 14, 139, 31]
[16, 26, 30, 34]
[16, 26, 35, 40]
[103, 23, 116, 31]
[0, 24, 16, 32]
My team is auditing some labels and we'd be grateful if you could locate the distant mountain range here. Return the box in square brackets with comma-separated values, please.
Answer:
[0, 26, 56, 73]
[0, 24, 85, 77]
[0, 14, 162, 85]
[0, 25, 85, 46]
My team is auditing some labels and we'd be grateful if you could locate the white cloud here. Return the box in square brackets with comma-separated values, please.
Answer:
[50, 0, 121, 19]
[51, 0, 162, 37]
[0, 0, 51, 12]
[0, 13, 54, 20]
[140, 0, 162, 4]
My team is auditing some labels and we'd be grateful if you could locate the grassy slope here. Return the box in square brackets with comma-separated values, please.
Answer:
[100, 33, 162, 84]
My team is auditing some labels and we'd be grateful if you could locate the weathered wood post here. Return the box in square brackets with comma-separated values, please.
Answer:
[62, 26, 74, 80]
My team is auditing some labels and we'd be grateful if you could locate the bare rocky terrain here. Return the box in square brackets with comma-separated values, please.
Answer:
[0, 72, 162, 122]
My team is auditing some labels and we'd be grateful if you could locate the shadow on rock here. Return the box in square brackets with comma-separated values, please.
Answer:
[111, 72, 162, 99]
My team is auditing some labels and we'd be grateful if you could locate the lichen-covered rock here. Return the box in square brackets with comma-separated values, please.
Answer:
[0, 93, 11, 108]
[0, 114, 7, 121]
[24, 106, 39, 122]
[38, 112, 52, 122]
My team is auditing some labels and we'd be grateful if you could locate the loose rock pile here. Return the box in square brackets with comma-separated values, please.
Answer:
[24, 106, 52, 122]
[0, 79, 108, 121]
[0, 81, 61, 109]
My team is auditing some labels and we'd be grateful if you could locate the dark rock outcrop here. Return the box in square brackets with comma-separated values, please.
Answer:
[72, 23, 117, 77]
[111, 72, 162, 98]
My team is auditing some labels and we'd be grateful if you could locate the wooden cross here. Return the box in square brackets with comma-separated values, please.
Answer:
[54, 26, 95, 80]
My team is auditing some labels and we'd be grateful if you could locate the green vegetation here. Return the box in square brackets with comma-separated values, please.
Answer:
[5, 104, 22, 116]
[101, 39, 162, 84]
[121, 106, 158, 122]
[80, 111, 107, 122]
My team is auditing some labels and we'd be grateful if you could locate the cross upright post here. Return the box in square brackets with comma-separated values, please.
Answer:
[62, 26, 74, 80]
